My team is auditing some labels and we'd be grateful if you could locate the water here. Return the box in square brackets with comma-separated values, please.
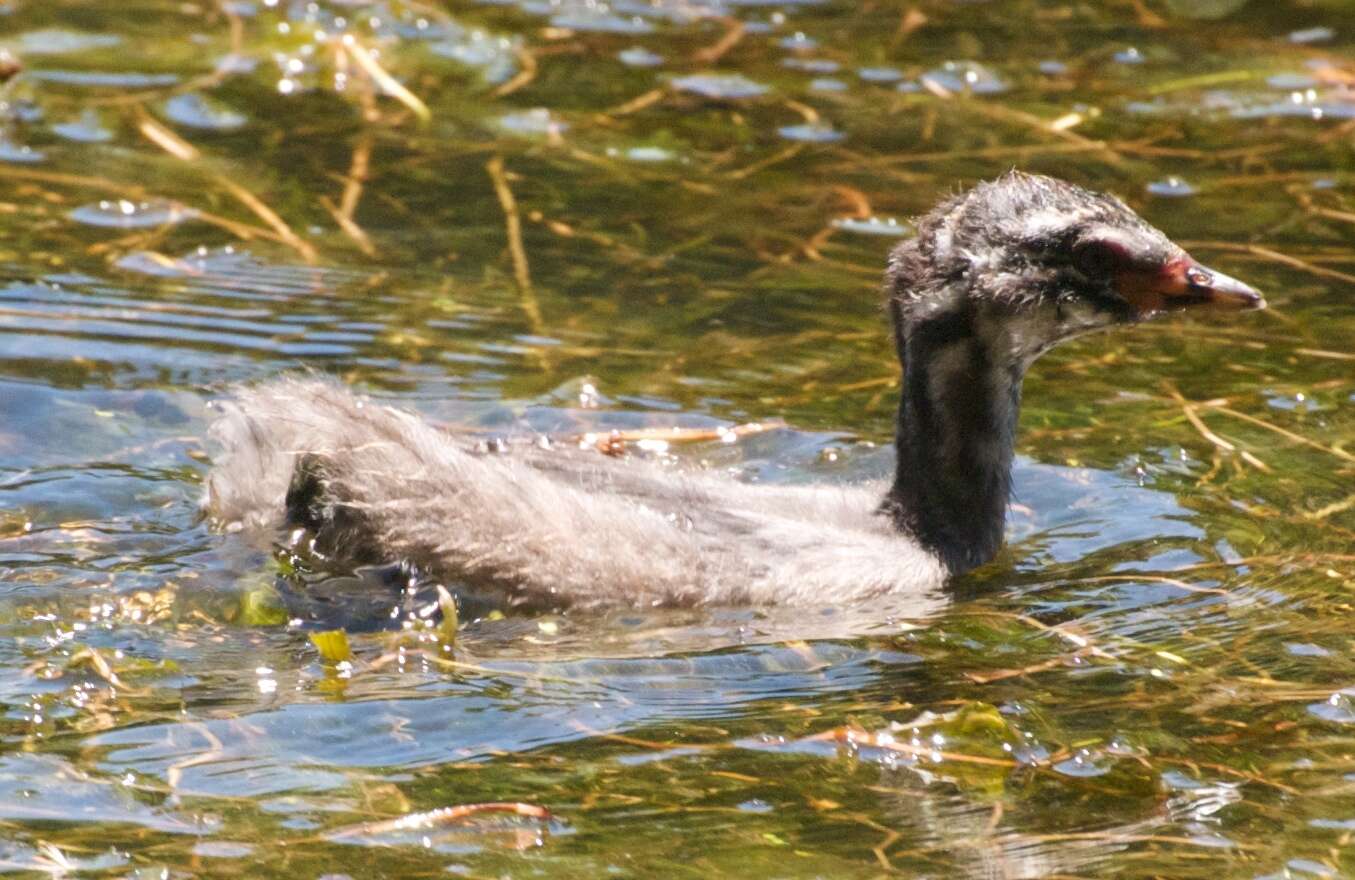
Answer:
[0, 0, 1354, 877]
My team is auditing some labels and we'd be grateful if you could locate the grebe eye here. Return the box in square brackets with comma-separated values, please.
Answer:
[1072, 238, 1132, 276]
[1186, 268, 1212, 287]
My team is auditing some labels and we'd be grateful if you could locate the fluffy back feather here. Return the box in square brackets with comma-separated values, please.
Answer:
[205, 378, 950, 610]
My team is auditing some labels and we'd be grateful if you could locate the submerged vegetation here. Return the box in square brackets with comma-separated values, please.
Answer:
[0, 0, 1353, 876]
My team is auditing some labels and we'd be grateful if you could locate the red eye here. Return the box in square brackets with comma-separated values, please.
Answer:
[1186, 268, 1212, 287]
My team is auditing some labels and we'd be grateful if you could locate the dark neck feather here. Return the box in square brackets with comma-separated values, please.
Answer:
[883, 300, 1023, 574]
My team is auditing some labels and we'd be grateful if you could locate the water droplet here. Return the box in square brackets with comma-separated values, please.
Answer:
[1013, 741, 1050, 765]
[832, 216, 910, 237]
[551, 11, 653, 34]
[0, 98, 43, 124]
[1038, 60, 1068, 75]
[1286, 858, 1339, 878]
[1265, 389, 1322, 412]
[1308, 691, 1355, 724]
[857, 67, 903, 83]
[431, 32, 520, 84]
[783, 58, 839, 73]
[777, 123, 845, 143]
[1161, 769, 1209, 791]
[52, 109, 113, 143]
[215, 52, 257, 74]
[1290, 27, 1335, 44]
[1267, 72, 1318, 90]
[394, 17, 460, 41]
[618, 47, 663, 68]
[497, 107, 568, 136]
[1310, 818, 1355, 830]
[919, 61, 1008, 95]
[736, 19, 773, 34]
[809, 77, 847, 92]
[1053, 749, 1112, 777]
[1114, 46, 1145, 64]
[13, 29, 122, 55]
[0, 139, 44, 164]
[672, 74, 769, 100]
[163, 93, 247, 131]
[1104, 737, 1142, 757]
[1146, 177, 1197, 197]
[69, 199, 196, 229]
[29, 70, 179, 88]
[779, 32, 817, 51]
[624, 146, 676, 162]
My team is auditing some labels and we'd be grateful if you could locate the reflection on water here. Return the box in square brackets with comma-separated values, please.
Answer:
[0, 0, 1353, 876]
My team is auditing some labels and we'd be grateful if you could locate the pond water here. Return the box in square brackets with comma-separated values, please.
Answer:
[1, 0, 1354, 876]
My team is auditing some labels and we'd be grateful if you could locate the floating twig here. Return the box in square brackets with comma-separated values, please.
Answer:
[321, 133, 377, 255]
[1306, 493, 1355, 521]
[779, 185, 878, 262]
[136, 113, 201, 161]
[693, 16, 746, 64]
[166, 721, 225, 792]
[1181, 240, 1355, 286]
[1146, 70, 1257, 95]
[320, 195, 376, 256]
[605, 87, 666, 117]
[485, 155, 542, 333]
[890, 7, 928, 45]
[345, 37, 430, 122]
[937, 99, 1124, 165]
[783, 98, 820, 125]
[339, 132, 372, 221]
[834, 140, 1106, 171]
[728, 144, 805, 180]
[1165, 384, 1271, 471]
[1115, 141, 1286, 161]
[1072, 574, 1227, 596]
[0, 165, 148, 198]
[1128, 0, 1167, 27]
[493, 46, 538, 97]
[964, 649, 1094, 684]
[526, 210, 652, 264]
[811, 726, 1019, 768]
[571, 419, 786, 456]
[194, 209, 305, 250]
[327, 802, 552, 839]
[214, 175, 318, 263]
[131, 108, 318, 261]
[1201, 401, 1355, 464]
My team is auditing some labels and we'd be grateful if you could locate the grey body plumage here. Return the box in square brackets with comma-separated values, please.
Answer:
[205, 173, 1263, 609]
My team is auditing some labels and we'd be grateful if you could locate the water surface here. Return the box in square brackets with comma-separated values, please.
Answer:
[1, 0, 1354, 876]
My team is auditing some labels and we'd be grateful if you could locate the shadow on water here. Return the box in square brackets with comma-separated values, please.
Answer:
[0, 0, 1353, 876]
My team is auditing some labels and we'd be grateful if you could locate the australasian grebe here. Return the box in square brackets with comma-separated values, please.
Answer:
[206, 173, 1263, 609]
